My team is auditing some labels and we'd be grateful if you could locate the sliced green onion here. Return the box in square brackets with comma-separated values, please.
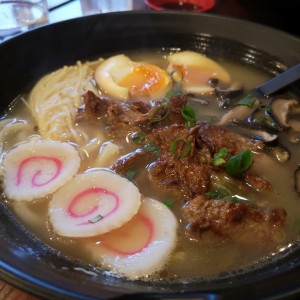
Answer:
[131, 132, 146, 144]
[125, 169, 137, 181]
[164, 199, 174, 208]
[257, 105, 271, 113]
[225, 149, 253, 177]
[237, 95, 255, 107]
[205, 187, 238, 203]
[88, 214, 103, 223]
[151, 102, 170, 122]
[252, 105, 273, 123]
[226, 196, 238, 203]
[163, 88, 180, 101]
[255, 105, 278, 128]
[170, 138, 191, 158]
[143, 143, 160, 155]
[182, 104, 196, 128]
[212, 147, 228, 166]
[205, 186, 230, 199]
[212, 158, 226, 167]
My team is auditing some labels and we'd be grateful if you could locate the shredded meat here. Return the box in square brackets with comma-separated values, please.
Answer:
[77, 91, 187, 136]
[106, 100, 151, 134]
[183, 195, 286, 247]
[79, 92, 286, 246]
[77, 91, 152, 135]
[80, 91, 111, 117]
[111, 149, 154, 175]
[195, 122, 263, 155]
[244, 171, 273, 191]
[149, 124, 212, 197]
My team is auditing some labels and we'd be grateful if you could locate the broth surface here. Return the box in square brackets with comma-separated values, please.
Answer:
[1, 50, 300, 281]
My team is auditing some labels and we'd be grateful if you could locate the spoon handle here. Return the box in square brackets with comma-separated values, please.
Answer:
[256, 63, 300, 96]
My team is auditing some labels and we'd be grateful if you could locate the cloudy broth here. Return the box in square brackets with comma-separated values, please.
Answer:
[1, 51, 300, 281]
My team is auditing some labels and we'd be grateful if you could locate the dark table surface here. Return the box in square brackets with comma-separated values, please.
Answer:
[0, 0, 299, 299]
[210, 0, 299, 37]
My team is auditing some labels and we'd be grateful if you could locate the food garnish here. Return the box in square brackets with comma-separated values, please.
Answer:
[2, 140, 80, 201]
[48, 170, 141, 237]
[85, 197, 178, 279]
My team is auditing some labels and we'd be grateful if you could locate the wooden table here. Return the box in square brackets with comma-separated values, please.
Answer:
[0, 281, 39, 300]
[1, 0, 299, 299]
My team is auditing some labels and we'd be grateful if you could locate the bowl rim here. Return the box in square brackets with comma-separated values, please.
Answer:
[1, 10, 300, 300]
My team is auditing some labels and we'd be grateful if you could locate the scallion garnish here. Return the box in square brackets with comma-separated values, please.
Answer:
[125, 169, 137, 181]
[252, 105, 274, 123]
[205, 186, 230, 199]
[255, 105, 278, 128]
[88, 214, 103, 223]
[237, 95, 255, 107]
[182, 104, 196, 128]
[225, 149, 253, 177]
[212, 147, 229, 167]
[170, 138, 191, 158]
[150, 103, 170, 122]
[143, 143, 160, 155]
[213, 158, 226, 167]
[205, 186, 238, 203]
[163, 88, 180, 101]
[131, 132, 146, 144]
[164, 199, 174, 208]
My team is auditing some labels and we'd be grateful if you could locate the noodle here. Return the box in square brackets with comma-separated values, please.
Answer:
[0, 119, 33, 154]
[29, 59, 103, 144]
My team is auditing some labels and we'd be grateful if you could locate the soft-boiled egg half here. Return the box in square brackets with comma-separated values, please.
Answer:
[95, 54, 171, 101]
[167, 51, 231, 95]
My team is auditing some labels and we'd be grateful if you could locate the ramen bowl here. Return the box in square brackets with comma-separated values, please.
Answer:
[0, 11, 300, 300]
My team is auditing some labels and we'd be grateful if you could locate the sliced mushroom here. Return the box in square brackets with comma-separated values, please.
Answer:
[215, 82, 244, 108]
[271, 98, 299, 127]
[187, 94, 210, 105]
[219, 99, 259, 125]
[248, 105, 280, 130]
[246, 129, 278, 143]
[288, 131, 300, 143]
[231, 120, 279, 143]
[271, 98, 300, 127]
[295, 166, 300, 195]
[288, 119, 300, 132]
[270, 145, 290, 163]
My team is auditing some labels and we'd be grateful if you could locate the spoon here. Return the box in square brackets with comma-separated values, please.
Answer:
[255, 63, 300, 97]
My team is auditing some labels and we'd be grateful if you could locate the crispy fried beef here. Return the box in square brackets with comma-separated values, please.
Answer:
[77, 91, 187, 136]
[244, 171, 273, 191]
[195, 122, 263, 155]
[149, 124, 212, 197]
[78, 91, 151, 135]
[183, 195, 286, 247]
[111, 149, 154, 175]
[79, 91, 286, 245]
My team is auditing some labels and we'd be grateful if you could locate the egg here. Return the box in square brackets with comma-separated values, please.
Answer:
[167, 51, 231, 95]
[95, 54, 171, 101]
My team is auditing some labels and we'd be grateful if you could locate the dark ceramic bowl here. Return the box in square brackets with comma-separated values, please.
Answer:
[1, 11, 300, 300]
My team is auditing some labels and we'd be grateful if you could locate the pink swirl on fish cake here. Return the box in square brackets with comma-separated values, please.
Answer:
[100, 214, 154, 255]
[67, 187, 120, 225]
[16, 156, 62, 187]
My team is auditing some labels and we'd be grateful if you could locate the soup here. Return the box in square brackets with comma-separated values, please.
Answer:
[1, 50, 300, 281]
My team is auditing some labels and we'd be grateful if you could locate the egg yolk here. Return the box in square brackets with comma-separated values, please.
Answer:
[118, 63, 169, 98]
